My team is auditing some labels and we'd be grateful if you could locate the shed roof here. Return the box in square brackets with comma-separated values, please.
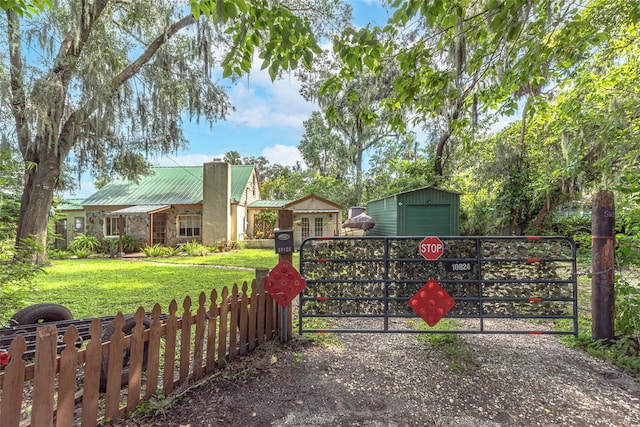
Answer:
[284, 194, 343, 210]
[82, 165, 254, 206]
[248, 194, 343, 211]
[249, 200, 293, 208]
[367, 186, 460, 204]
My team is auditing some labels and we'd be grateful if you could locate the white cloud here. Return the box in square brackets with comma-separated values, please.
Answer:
[262, 144, 304, 167]
[223, 57, 316, 131]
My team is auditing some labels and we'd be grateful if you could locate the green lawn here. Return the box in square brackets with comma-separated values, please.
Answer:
[148, 248, 299, 269]
[32, 249, 296, 319]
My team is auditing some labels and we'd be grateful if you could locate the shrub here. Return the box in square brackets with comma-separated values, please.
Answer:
[253, 230, 274, 239]
[615, 278, 640, 338]
[164, 246, 182, 257]
[0, 239, 43, 325]
[121, 234, 137, 252]
[211, 239, 236, 252]
[101, 237, 119, 255]
[70, 233, 100, 253]
[254, 210, 277, 239]
[142, 244, 164, 257]
[182, 240, 209, 256]
[48, 249, 72, 260]
[142, 244, 177, 258]
[100, 234, 137, 255]
[73, 248, 92, 259]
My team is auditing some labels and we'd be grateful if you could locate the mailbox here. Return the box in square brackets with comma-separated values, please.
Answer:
[274, 228, 294, 254]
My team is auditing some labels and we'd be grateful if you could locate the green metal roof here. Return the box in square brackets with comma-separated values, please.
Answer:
[82, 165, 255, 206]
[249, 200, 292, 208]
[56, 198, 85, 211]
[230, 165, 255, 202]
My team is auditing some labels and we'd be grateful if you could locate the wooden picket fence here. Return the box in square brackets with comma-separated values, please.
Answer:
[0, 279, 279, 426]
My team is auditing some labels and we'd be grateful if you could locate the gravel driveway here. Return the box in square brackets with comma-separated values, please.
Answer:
[116, 317, 640, 427]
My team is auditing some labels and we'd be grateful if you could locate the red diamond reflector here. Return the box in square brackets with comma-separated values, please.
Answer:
[408, 279, 456, 327]
[265, 259, 307, 308]
[0, 351, 10, 366]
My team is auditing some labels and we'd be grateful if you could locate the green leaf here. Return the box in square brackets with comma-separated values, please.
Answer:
[346, 90, 360, 104]
[236, 0, 249, 14]
[268, 63, 278, 81]
[223, 1, 238, 19]
[190, 0, 201, 19]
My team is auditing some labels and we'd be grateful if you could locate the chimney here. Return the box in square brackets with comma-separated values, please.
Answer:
[202, 161, 231, 245]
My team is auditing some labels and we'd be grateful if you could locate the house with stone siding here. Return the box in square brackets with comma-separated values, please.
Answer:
[81, 161, 259, 248]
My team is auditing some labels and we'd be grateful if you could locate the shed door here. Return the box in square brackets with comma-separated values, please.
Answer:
[404, 205, 450, 236]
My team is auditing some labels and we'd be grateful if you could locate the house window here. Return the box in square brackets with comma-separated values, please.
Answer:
[105, 216, 124, 237]
[75, 217, 84, 233]
[315, 217, 324, 236]
[178, 215, 201, 237]
[301, 217, 310, 240]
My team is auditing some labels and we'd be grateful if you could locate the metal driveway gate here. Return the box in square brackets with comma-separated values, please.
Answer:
[298, 236, 578, 336]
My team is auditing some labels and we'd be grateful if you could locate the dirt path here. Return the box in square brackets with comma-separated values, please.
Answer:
[115, 319, 640, 427]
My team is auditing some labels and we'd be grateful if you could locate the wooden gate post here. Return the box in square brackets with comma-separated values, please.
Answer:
[591, 190, 615, 340]
[278, 209, 294, 342]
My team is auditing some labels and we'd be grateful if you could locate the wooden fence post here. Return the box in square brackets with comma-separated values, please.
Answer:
[1, 336, 27, 427]
[206, 289, 219, 374]
[57, 326, 80, 426]
[193, 292, 207, 378]
[229, 284, 239, 360]
[105, 314, 125, 421]
[127, 308, 146, 412]
[81, 319, 103, 425]
[254, 269, 268, 347]
[591, 189, 615, 340]
[217, 287, 229, 368]
[31, 325, 57, 427]
[179, 296, 192, 385]
[144, 304, 163, 399]
[163, 300, 178, 396]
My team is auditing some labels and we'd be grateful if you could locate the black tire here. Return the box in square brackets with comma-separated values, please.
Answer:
[10, 303, 73, 325]
[99, 316, 151, 392]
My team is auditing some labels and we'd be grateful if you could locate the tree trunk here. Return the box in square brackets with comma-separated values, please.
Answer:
[354, 145, 364, 206]
[529, 187, 564, 230]
[434, 130, 451, 177]
[16, 148, 61, 260]
[434, 99, 462, 178]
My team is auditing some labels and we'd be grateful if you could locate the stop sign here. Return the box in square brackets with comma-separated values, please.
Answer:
[420, 236, 444, 260]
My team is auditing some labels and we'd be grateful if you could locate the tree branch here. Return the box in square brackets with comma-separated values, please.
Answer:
[6, 9, 32, 158]
[58, 13, 197, 155]
[54, 0, 110, 86]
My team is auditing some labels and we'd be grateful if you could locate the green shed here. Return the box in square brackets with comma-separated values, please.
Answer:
[366, 186, 460, 236]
